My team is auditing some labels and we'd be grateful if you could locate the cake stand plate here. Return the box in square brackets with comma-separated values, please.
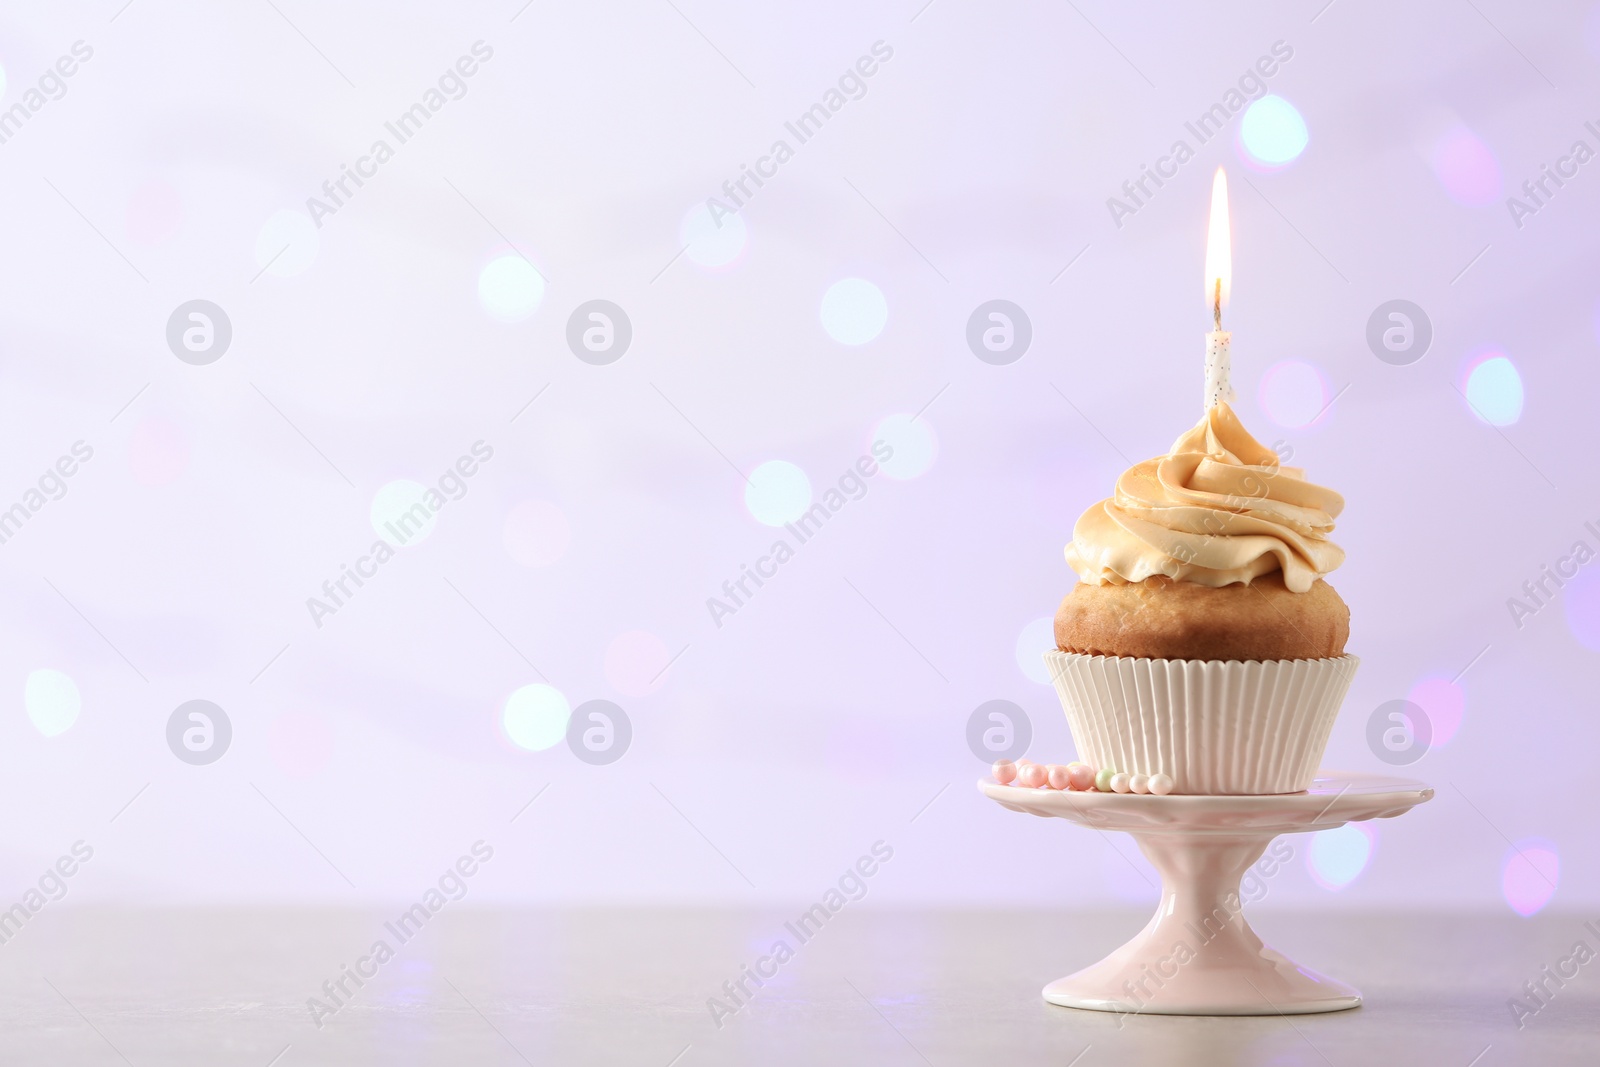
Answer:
[979, 771, 1432, 1016]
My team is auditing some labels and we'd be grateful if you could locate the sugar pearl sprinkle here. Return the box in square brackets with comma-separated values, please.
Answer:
[993, 760, 1175, 795]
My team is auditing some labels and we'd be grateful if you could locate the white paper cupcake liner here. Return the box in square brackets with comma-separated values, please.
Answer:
[1043, 651, 1359, 795]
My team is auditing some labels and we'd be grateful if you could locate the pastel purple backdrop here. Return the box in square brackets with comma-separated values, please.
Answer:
[0, 0, 1592, 915]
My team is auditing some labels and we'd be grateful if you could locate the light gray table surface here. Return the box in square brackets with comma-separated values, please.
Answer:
[0, 908, 1593, 1064]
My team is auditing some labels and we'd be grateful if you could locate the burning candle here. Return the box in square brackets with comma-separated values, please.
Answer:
[1203, 167, 1234, 410]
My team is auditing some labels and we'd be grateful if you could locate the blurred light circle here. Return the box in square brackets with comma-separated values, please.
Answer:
[478, 255, 546, 322]
[870, 414, 937, 480]
[1502, 839, 1560, 916]
[745, 460, 811, 526]
[1430, 126, 1502, 207]
[1564, 566, 1600, 651]
[504, 500, 570, 567]
[1258, 359, 1329, 429]
[269, 711, 334, 778]
[1308, 824, 1373, 890]
[502, 684, 570, 751]
[126, 180, 182, 245]
[1463, 354, 1523, 426]
[820, 278, 888, 345]
[1406, 675, 1464, 746]
[371, 480, 437, 546]
[1239, 95, 1308, 166]
[1015, 617, 1057, 685]
[680, 202, 747, 268]
[26, 669, 81, 738]
[255, 208, 319, 277]
[128, 417, 189, 487]
[605, 629, 673, 697]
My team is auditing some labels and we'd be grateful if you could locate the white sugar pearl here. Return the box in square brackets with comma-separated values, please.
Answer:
[1110, 772, 1132, 794]
[1149, 773, 1174, 796]
[1130, 773, 1150, 795]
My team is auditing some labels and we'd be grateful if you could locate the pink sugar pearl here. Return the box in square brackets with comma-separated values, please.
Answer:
[992, 760, 1017, 785]
[1047, 764, 1071, 790]
[1066, 763, 1095, 791]
[1018, 762, 1048, 788]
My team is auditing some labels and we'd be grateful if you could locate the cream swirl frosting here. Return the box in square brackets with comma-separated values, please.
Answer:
[1064, 402, 1344, 592]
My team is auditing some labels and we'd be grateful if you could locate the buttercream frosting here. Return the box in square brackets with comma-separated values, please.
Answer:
[1064, 403, 1343, 592]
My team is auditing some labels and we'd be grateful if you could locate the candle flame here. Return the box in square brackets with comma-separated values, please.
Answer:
[1204, 167, 1231, 327]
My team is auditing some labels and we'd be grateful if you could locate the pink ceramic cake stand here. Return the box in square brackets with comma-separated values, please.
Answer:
[979, 770, 1433, 1016]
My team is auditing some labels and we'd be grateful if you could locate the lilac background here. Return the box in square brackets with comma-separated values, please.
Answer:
[0, 0, 1593, 913]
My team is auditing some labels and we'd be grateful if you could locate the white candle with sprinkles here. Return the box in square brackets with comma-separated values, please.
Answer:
[1203, 167, 1235, 410]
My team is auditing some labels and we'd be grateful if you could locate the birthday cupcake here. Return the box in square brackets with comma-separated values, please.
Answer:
[1047, 401, 1357, 795]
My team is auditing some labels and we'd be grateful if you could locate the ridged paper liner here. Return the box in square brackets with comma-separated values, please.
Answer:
[1043, 651, 1359, 795]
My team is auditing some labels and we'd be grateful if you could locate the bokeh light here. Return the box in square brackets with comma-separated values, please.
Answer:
[502, 684, 570, 751]
[1015, 617, 1057, 685]
[1307, 823, 1373, 890]
[126, 180, 182, 245]
[820, 278, 888, 345]
[503, 500, 571, 567]
[25, 668, 81, 738]
[1463, 354, 1523, 426]
[269, 711, 334, 778]
[1501, 839, 1559, 916]
[1258, 359, 1329, 429]
[605, 629, 673, 697]
[744, 460, 811, 527]
[478, 254, 546, 321]
[680, 202, 747, 268]
[128, 417, 189, 487]
[255, 208, 319, 277]
[1563, 565, 1600, 651]
[1430, 125, 1502, 206]
[1238, 95, 1308, 167]
[371, 480, 437, 546]
[870, 414, 937, 480]
[1406, 675, 1464, 746]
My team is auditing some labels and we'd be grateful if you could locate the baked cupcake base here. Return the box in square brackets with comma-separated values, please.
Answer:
[1046, 650, 1358, 795]
[1054, 573, 1350, 661]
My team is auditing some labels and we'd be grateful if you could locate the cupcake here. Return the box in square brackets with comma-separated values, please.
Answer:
[1047, 402, 1355, 795]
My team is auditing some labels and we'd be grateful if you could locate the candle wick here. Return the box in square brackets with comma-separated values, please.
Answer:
[1212, 278, 1222, 331]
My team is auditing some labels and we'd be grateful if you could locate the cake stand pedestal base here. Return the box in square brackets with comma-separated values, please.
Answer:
[980, 772, 1432, 1017]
